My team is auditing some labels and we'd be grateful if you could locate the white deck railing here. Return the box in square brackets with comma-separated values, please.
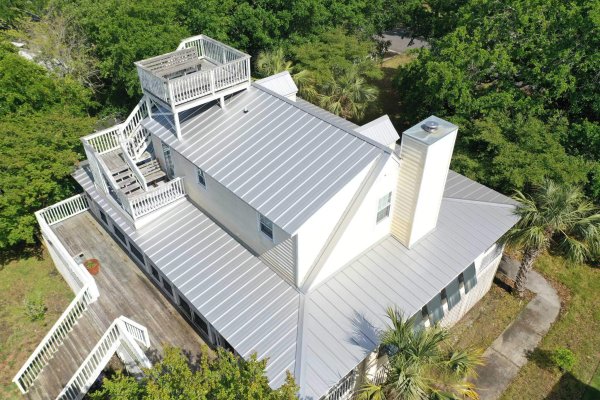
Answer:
[57, 316, 151, 400]
[137, 35, 250, 106]
[84, 125, 121, 154]
[120, 140, 148, 191]
[13, 287, 95, 394]
[129, 177, 186, 219]
[14, 195, 101, 394]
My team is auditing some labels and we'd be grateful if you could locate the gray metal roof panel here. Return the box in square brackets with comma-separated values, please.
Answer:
[145, 87, 384, 233]
[255, 71, 298, 97]
[73, 167, 300, 389]
[444, 170, 518, 206]
[355, 115, 399, 146]
[299, 197, 519, 399]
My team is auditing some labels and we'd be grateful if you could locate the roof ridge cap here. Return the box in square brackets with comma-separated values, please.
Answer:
[443, 196, 517, 208]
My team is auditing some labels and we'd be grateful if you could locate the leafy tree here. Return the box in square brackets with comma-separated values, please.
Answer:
[0, 110, 96, 249]
[395, 0, 600, 196]
[317, 67, 379, 120]
[0, 41, 92, 117]
[89, 345, 298, 399]
[11, 10, 100, 89]
[256, 47, 293, 78]
[359, 308, 483, 400]
[502, 180, 600, 297]
[0, 0, 48, 28]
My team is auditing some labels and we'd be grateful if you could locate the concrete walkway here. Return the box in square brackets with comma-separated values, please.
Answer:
[475, 257, 561, 400]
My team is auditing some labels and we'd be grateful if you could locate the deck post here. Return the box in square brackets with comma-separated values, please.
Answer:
[173, 111, 182, 140]
[144, 96, 153, 119]
[219, 96, 226, 110]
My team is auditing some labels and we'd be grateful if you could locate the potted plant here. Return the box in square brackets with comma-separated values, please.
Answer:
[84, 258, 100, 275]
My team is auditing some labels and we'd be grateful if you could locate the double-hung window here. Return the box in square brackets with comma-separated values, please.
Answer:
[376, 192, 392, 223]
[259, 214, 273, 240]
[197, 167, 206, 187]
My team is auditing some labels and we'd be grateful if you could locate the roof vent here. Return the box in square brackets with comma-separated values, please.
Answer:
[243, 106, 249, 114]
[422, 120, 439, 132]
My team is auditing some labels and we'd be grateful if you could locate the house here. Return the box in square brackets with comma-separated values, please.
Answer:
[15, 35, 519, 400]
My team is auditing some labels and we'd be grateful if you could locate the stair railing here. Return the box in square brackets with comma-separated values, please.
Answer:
[120, 139, 148, 191]
[56, 316, 151, 400]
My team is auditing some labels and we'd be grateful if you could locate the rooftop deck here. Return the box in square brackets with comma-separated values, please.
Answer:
[26, 211, 208, 399]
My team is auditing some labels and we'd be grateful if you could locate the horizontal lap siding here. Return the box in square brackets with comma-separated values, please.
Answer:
[259, 235, 297, 286]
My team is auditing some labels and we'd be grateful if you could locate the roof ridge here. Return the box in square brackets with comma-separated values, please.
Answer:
[443, 196, 517, 209]
[251, 83, 391, 154]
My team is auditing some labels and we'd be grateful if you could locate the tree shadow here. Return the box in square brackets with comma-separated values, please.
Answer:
[526, 348, 555, 371]
[348, 311, 380, 356]
[0, 244, 44, 268]
[545, 372, 600, 400]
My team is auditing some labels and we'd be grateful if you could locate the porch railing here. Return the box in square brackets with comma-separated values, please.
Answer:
[137, 35, 251, 107]
[56, 316, 151, 400]
[129, 177, 186, 219]
[14, 195, 100, 394]
[12, 287, 95, 394]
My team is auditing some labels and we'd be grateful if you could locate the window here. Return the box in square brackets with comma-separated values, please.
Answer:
[193, 311, 209, 335]
[196, 167, 206, 187]
[259, 214, 273, 240]
[129, 243, 145, 265]
[179, 296, 191, 316]
[376, 192, 392, 223]
[162, 279, 173, 296]
[113, 225, 126, 244]
[99, 210, 108, 225]
[150, 265, 160, 281]
[162, 142, 175, 178]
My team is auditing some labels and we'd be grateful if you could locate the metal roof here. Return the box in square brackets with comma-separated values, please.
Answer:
[255, 71, 298, 97]
[74, 166, 301, 388]
[143, 85, 387, 234]
[355, 115, 399, 146]
[299, 194, 519, 399]
[445, 170, 519, 206]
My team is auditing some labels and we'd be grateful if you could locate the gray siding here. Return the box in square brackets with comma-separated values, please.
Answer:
[259, 235, 297, 286]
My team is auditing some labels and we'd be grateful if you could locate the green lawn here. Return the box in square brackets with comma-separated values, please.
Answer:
[0, 250, 73, 399]
[500, 254, 600, 400]
[449, 281, 529, 351]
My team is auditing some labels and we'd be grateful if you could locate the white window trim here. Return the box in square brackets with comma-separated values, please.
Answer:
[376, 192, 392, 224]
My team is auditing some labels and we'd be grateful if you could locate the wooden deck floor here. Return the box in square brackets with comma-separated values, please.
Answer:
[27, 211, 208, 399]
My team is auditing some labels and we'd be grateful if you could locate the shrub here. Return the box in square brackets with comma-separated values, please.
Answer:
[551, 347, 576, 372]
[24, 294, 46, 321]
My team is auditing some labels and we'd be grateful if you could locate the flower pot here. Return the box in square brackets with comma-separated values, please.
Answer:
[84, 258, 100, 275]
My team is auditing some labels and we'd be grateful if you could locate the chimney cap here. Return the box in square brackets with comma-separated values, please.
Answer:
[403, 116, 458, 145]
[422, 121, 439, 132]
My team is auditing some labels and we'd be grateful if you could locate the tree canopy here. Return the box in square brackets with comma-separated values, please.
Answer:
[395, 0, 600, 197]
[89, 346, 298, 400]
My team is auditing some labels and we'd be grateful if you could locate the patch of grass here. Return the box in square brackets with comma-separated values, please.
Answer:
[0, 249, 73, 399]
[449, 281, 530, 351]
[500, 254, 600, 400]
[363, 53, 416, 127]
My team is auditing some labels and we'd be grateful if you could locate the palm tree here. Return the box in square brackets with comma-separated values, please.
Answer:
[255, 47, 293, 78]
[359, 307, 483, 400]
[317, 66, 378, 121]
[502, 180, 600, 297]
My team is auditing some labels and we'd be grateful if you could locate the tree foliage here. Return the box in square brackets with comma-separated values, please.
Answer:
[501, 180, 600, 295]
[395, 0, 600, 196]
[89, 346, 298, 400]
[0, 39, 95, 250]
[359, 308, 483, 400]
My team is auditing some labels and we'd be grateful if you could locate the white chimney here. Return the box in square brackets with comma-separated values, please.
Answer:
[391, 116, 458, 248]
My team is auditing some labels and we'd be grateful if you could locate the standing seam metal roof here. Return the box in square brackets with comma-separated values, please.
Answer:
[143, 85, 385, 234]
[298, 176, 519, 399]
[73, 167, 301, 388]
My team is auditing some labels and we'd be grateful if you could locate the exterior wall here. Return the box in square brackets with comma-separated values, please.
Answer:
[307, 156, 399, 289]
[295, 160, 372, 287]
[151, 135, 297, 284]
[392, 131, 457, 248]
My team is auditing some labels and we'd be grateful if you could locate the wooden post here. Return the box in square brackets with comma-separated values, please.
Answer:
[144, 96, 152, 119]
[219, 96, 226, 110]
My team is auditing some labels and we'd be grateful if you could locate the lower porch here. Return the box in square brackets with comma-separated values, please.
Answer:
[26, 210, 208, 400]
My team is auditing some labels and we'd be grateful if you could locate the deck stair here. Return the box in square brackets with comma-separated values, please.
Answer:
[102, 151, 167, 197]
